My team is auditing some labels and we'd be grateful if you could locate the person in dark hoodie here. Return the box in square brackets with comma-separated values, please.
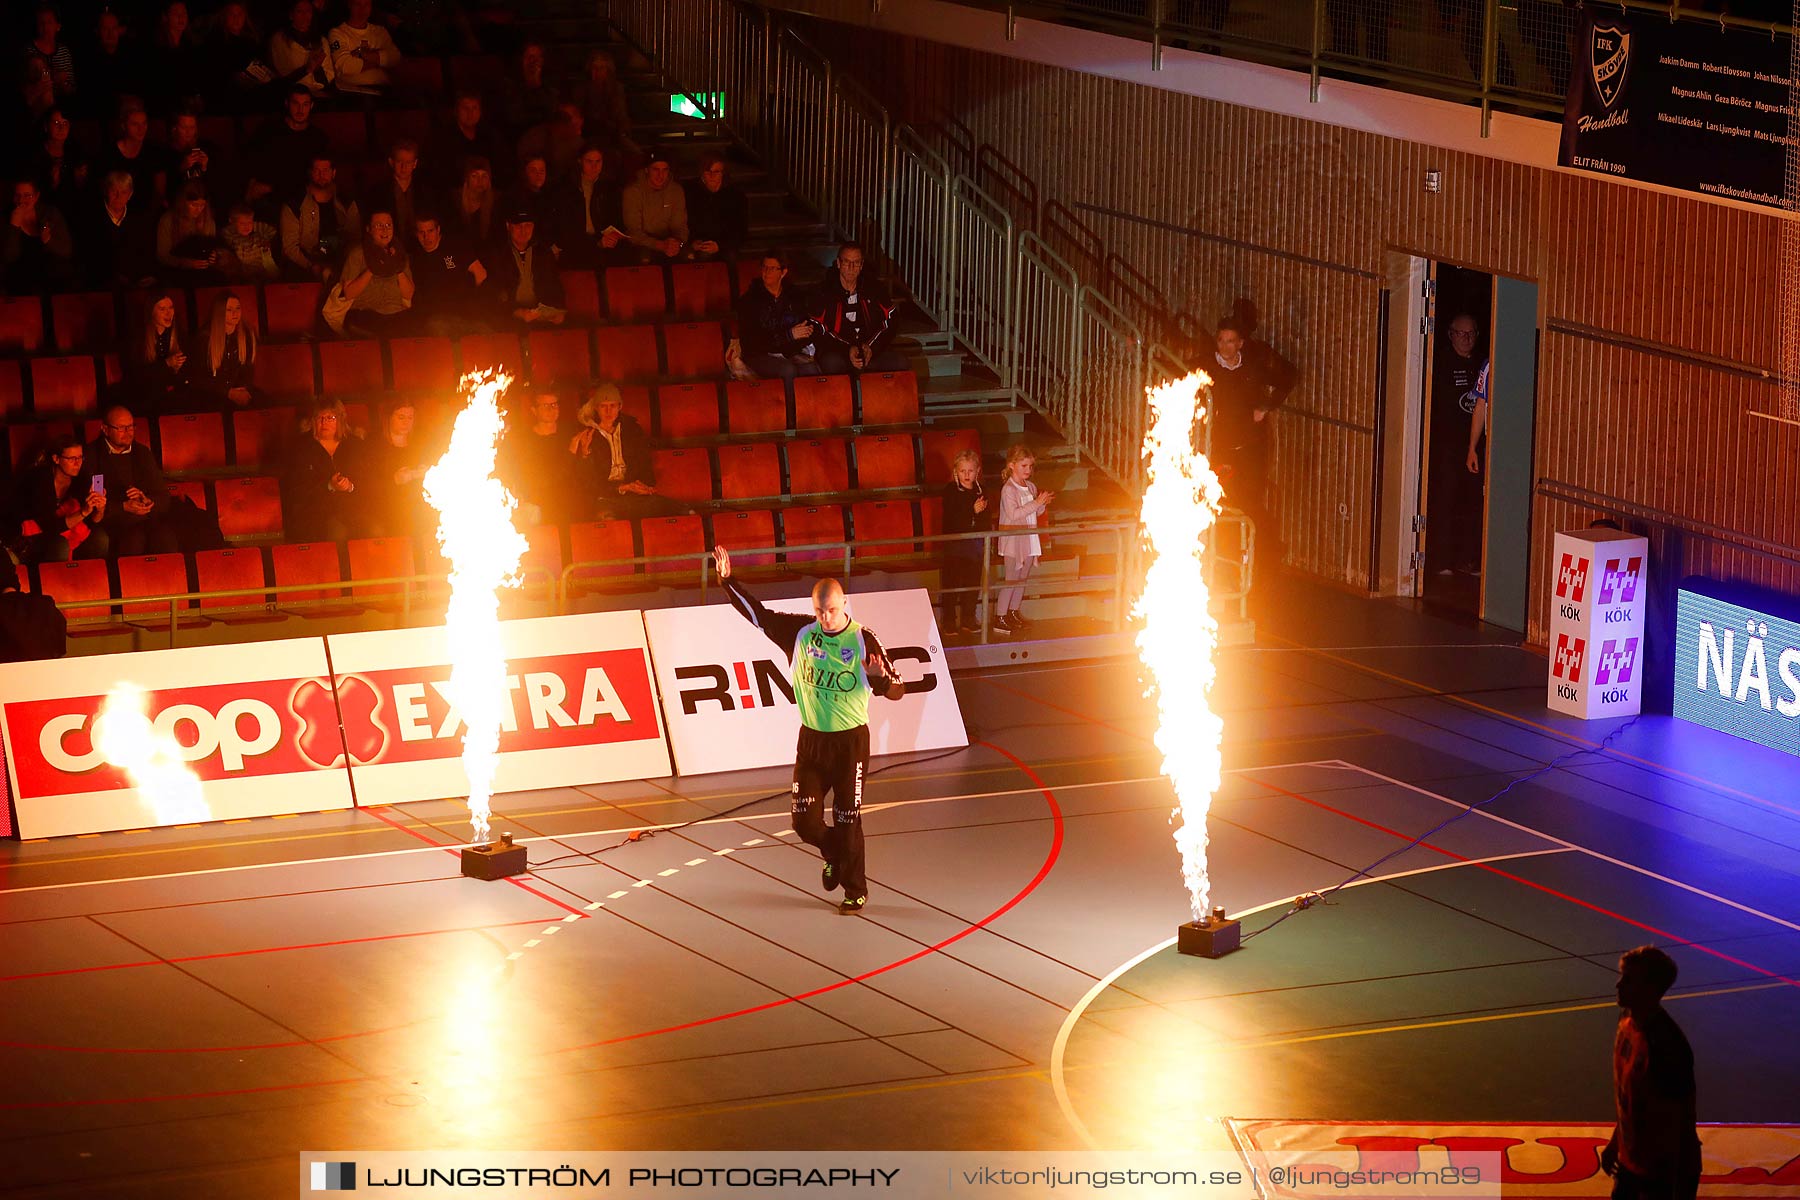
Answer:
[1203, 310, 1296, 565]
[811, 242, 903, 375]
[683, 152, 748, 262]
[735, 251, 821, 381]
[0, 572, 68, 662]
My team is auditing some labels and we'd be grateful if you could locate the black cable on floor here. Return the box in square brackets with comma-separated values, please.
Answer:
[1241, 716, 1643, 943]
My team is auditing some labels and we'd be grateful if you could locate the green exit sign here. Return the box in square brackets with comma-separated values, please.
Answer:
[670, 92, 724, 120]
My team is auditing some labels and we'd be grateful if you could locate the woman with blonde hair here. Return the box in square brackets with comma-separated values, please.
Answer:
[994, 443, 1054, 633]
[194, 290, 258, 408]
[124, 290, 196, 412]
[938, 446, 990, 636]
[280, 396, 369, 542]
[446, 157, 496, 248]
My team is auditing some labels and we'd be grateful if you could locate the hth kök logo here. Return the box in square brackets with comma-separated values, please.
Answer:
[1597, 556, 1643, 606]
[1555, 554, 1590, 603]
[1594, 637, 1639, 686]
[1552, 634, 1588, 683]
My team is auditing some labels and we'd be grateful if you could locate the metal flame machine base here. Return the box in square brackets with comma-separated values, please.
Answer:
[461, 831, 528, 880]
[1177, 911, 1241, 959]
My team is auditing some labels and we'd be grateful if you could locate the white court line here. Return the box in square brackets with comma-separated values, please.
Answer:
[1048, 844, 1576, 1152]
[1324, 760, 1800, 936]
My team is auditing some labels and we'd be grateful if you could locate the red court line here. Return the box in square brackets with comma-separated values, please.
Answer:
[1253, 777, 1800, 990]
[549, 738, 1066, 1054]
[0, 1076, 366, 1110]
[360, 804, 589, 919]
[0, 918, 550, 985]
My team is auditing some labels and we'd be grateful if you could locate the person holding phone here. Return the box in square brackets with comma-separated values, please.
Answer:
[86, 405, 178, 557]
[12, 435, 109, 564]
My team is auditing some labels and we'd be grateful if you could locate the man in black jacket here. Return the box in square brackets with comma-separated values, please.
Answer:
[0, 574, 67, 662]
[489, 210, 566, 327]
[86, 404, 179, 557]
[1205, 315, 1297, 565]
[80, 170, 157, 288]
[549, 144, 628, 268]
[812, 242, 904, 375]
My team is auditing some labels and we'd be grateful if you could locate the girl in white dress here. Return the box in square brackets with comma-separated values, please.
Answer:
[994, 443, 1053, 633]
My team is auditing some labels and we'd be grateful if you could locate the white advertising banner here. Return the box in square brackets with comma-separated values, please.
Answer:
[644, 587, 969, 775]
[0, 638, 354, 839]
[1546, 528, 1648, 720]
[324, 610, 671, 803]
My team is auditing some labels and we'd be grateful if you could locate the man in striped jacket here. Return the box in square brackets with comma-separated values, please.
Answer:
[812, 242, 906, 375]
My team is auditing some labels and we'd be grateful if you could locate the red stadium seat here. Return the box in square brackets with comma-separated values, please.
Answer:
[193, 285, 258, 334]
[272, 541, 348, 607]
[448, 54, 501, 93]
[166, 479, 207, 510]
[794, 374, 854, 431]
[252, 341, 318, 401]
[214, 476, 284, 539]
[156, 412, 227, 473]
[117, 553, 195, 622]
[0, 297, 45, 354]
[231, 406, 294, 469]
[655, 383, 720, 439]
[594, 324, 659, 381]
[604, 266, 668, 320]
[649, 448, 714, 504]
[640, 514, 705, 575]
[786, 437, 849, 496]
[617, 383, 653, 431]
[195, 546, 271, 614]
[662, 322, 724, 378]
[921, 428, 982, 487]
[527, 328, 593, 385]
[372, 104, 434, 148]
[311, 110, 368, 157]
[559, 269, 602, 321]
[724, 379, 787, 434]
[735, 257, 762, 297]
[568, 520, 637, 582]
[781, 504, 846, 563]
[710, 508, 776, 567]
[851, 499, 919, 558]
[717, 442, 780, 501]
[50, 292, 118, 353]
[29, 356, 99, 416]
[852, 433, 919, 490]
[518, 524, 564, 600]
[857, 371, 921, 425]
[670, 262, 731, 317]
[388, 335, 458, 394]
[318, 339, 386, 395]
[459, 331, 523, 380]
[8, 420, 75, 473]
[918, 494, 944, 539]
[263, 282, 323, 339]
[0, 361, 23, 419]
[346, 536, 416, 602]
[37, 559, 114, 623]
[13, 560, 30, 591]
[101, 353, 123, 393]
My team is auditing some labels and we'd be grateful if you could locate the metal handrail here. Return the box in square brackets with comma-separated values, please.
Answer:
[1535, 480, 1800, 571]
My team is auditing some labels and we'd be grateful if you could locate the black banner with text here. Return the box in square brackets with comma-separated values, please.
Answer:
[1559, 12, 1794, 208]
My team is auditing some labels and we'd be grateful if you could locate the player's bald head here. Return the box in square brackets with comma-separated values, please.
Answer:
[811, 578, 844, 605]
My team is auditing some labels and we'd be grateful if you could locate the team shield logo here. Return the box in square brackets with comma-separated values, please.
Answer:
[1590, 23, 1631, 109]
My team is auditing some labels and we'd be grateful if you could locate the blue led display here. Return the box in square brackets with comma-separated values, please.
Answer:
[1674, 584, 1800, 757]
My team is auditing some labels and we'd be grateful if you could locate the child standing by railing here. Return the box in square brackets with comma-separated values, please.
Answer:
[995, 443, 1053, 634]
[939, 447, 989, 636]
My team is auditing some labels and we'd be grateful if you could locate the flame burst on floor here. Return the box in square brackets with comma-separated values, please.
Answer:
[93, 683, 209, 825]
[1134, 371, 1225, 923]
[425, 369, 528, 846]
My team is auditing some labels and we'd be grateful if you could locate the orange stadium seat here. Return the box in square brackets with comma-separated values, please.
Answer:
[781, 504, 846, 563]
[661, 321, 724, 378]
[670, 262, 731, 317]
[156, 412, 227, 473]
[318, 339, 386, 395]
[568, 520, 638, 581]
[640, 514, 705, 575]
[656, 383, 721, 439]
[50, 292, 118, 353]
[263, 282, 323, 339]
[388, 335, 458, 394]
[117, 553, 195, 622]
[857, 371, 920, 425]
[37, 559, 114, 622]
[852, 433, 918, 490]
[649, 448, 714, 504]
[918, 494, 944, 540]
[165, 479, 207, 509]
[559, 269, 602, 321]
[252, 341, 317, 401]
[272, 541, 347, 607]
[793, 375, 853, 431]
[785, 437, 849, 496]
[718, 442, 780, 502]
[710, 508, 777, 568]
[851, 499, 919, 558]
[214, 476, 284, 539]
[460, 331, 523, 379]
[195, 546, 271, 614]
[518, 524, 564, 600]
[617, 383, 653, 430]
[604, 266, 669, 320]
[0, 361, 23, 419]
[921, 428, 982, 487]
[0, 297, 45, 354]
[527, 328, 593, 385]
[29, 356, 99, 416]
[735, 257, 762, 297]
[231, 406, 294, 469]
[346, 536, 416, 602]
[724, 378, 787, 434]
[594, 324, 659, 381]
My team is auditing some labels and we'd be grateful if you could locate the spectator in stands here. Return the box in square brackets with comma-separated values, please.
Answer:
[162, 110, 217, 193]
[548, 143, 625, 267]
[220, 202, 279, 280]
[27, 4, 77, 108]
[363, 398, 432, 536]
[155, 180, 228, 283]
[279, 153, 357, 281]
[623, 152, 688, 262]
[144, 2, 204, 115]
[80, 170, 157, 287]
[736, 251, 821, 380]
[97, 96, 166, 209]
[570, 50, 635, 167]
[84, 9, 145, 123]
[365, 139, 422, 249]
[489, 209, 565, 326]
[4, 177, 76, 294]
[520, 101, 587, 184]
[193, 290, 258, 407]
[1205, 312, 1296, 565]
[124, 289, 196, 412]
[16, 50, 56, 137]
[445, 156, 497, 249]
[86, 404, 179, 556]
[573, 383, 674, 519]
[939, 447, 990, 636]
[13, 435, 110, 564]
[499, 40, 560, 139]
[509, 155, 555, 229]
[429, 91, 507, 192]
[409, 210, 489, 336]
[31, 108, 88, 210]
[0, 574, 67, 662]
[813, 242, 903, 374]
[270, 0, 334, 96]
[329, 209, 414, 338]
[243, 85, 330, 210]
[683, 153, 747, 263]
[282, 397, 370, 542]
[205, 2, 272, 112]
[502, 389, 587, 526]
[328, 0, 401, 96]
[995, 443, 1052, 634]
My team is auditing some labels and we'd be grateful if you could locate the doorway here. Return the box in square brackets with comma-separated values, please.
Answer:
[1423, 264, 1492, 618]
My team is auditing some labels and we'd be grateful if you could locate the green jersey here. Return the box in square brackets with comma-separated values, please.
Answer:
[723, 577, 904, 731]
